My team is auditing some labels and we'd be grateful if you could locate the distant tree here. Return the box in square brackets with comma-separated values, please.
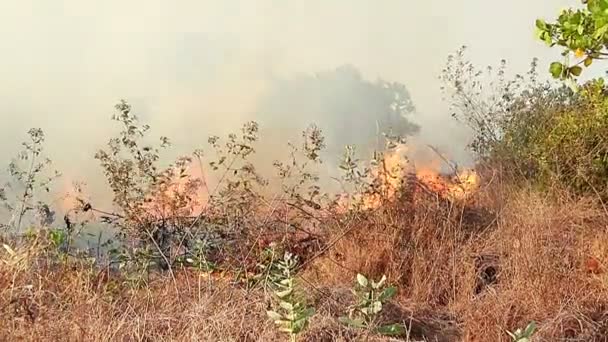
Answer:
[536, 0, 608, 81]
[255, 65, 418, 160]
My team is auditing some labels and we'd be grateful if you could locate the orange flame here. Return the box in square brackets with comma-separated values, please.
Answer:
[340, 144, 480, 211]
[139, 164, 207, 220]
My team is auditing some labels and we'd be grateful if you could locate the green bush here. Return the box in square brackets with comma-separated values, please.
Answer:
[521, 79, 608, 196]
[442, 48, 608, 198]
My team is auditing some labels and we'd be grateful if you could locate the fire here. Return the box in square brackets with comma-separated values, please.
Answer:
[56, 146, 479, 219]
[139, 164, 207, 220]
[339, 144, 480, 211]
[447, 169, 480, 201]
[57, 162, 209, 222]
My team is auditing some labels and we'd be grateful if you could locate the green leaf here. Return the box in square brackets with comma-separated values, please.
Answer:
[594, 24, 608, 39]
[379, 286, 397, 302]
[371, 301, 383, 314]
[49, 229, 67, 247]
[292, 318, 309, 333]
[276, 318, 291, 325]
[276, 288, 293, 298]
[524, 321, 537, 336]
[267, 310, 283, 321]
[540, 30, 553, 45]
[372, 275, 387, 289]
[550, 62, 564, 78]
[356, 274, 368, 287]
[585, 57, 593, 66]
[301, 307, 315, 318]
[338, 316, 366, 328]
[278, 327, 294, 333]
[279, 301, 294, 311]
[570, 65, 583, 76]
[536, 19, 547, 30]
[376, 323, 406, 336]
[566, 78, 580, 92]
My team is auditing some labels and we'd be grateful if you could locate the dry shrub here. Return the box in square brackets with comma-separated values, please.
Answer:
[0, 238, 403, 341]
[304, 178, 608, 341]
[5, 169, 608, 341]
[0, 246, 281, 341]
[456, 191, 608, 341]
[303, 186, 484, 340]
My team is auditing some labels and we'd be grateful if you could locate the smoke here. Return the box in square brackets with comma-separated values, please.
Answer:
[0, 0, 576, 209]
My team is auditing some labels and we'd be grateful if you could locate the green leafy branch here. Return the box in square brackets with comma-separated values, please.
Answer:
[266, 252, 314, 342]
[339, 273, 404, 337]
[536, 0, 608, 81]
[507, 321, 537, 342]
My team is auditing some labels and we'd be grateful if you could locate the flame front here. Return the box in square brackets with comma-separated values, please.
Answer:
[447, 169, 480, 201]
[342, 144, 480, 211]
[57, 146, 479, 218]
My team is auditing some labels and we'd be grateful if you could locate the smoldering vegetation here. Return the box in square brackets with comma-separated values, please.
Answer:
[3, 42, 608, 342]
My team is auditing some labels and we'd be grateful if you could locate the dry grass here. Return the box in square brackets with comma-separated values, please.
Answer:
[3, 182, 608, 341]
[305, 184, 608, 341]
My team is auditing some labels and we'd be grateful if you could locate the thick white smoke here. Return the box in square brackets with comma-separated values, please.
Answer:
[0, 0, 576, 213]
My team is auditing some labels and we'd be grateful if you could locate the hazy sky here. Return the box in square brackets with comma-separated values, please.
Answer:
[0, 0, 580, 200]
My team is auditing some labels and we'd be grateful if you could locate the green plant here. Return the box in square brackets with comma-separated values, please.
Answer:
[177, 236, 217, 272]
[339, 274, 404, 337]
[0, 128, 60, 231]
[335, 133, 409, 211]
[507, 321, 536, 342]
[442, 47, 608, 200]
[536, 0, 608, 82]
[440, 46, 548, 159]
[250, 243, 280, 290]
[266, 252, 314, 342]
[48, 228, 68, 250]
[273, 124, 328, 225]
[94, 100, 206, 271]
[110, 245, 157, 288]
[203, 120, 268, 236]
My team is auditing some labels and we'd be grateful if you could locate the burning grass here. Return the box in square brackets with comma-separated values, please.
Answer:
[3, 174, 608, 341]
[3, 108, 608, 341]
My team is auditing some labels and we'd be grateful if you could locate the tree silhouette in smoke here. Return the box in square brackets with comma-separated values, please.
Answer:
[256, 65, 419, 160]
